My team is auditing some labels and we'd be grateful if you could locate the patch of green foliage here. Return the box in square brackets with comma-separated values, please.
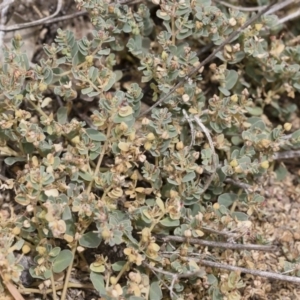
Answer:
[0, 0, 300, 299]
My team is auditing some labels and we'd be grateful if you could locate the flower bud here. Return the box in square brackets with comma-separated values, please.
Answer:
[230, 159, 238, 167]
[176, 141, 184, 150]
[146, 133, 155, 141]
[283, 123, 292, 131]
[260, 161, 269, 169]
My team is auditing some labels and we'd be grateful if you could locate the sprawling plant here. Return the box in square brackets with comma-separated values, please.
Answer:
[0, 0, 300, 299]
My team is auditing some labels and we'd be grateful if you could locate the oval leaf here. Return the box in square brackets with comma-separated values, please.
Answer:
[225, 70, 238, 90]
[52, 249, 73, 273]
[86, 128, 107, 141]
[57, 107, 68, 124]
[218, 193, 237, 208]
[245, 106, 263, 116]
[150, 281, 162, 300]
[4, 157, 26, 166]
[160, 217, 180, 227]
[79, 231, 101, 248]
[90, 272, 105, 295]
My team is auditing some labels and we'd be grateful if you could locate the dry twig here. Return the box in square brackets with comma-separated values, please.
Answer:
[155, 235, 277, 252]
[224, 178, 257, 192]
[145, 256, 300, 299]
[214, 0, 296, 16]
[0, 0, 63, 32]
[273, 150, 300, 160]
[200, 259, 300, 284]
[278, 6, 300, 24]
[182, 109, 195, 151]
[0, 0, 14, 11]
[193, 115, 217, 194]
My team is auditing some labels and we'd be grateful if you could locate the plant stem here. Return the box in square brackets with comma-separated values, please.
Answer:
[115, 261, 130, 283]
[20, 282, 94, 295]
[87, 123, 113, 194]
[50, 273, 57, 300]
[60, 124, 113, 300]
[60, 245, 77, 300]
[28, 99, 48, 119]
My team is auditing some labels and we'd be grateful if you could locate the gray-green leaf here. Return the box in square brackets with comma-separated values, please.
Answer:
[79, 231, 101, 248]
[52, 249, 73, 273]
[86, 128, 107, 141]
[150, 281, 162, 300]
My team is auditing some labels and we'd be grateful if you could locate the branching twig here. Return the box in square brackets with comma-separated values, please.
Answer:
[273, 150, 300, 160]
[19, 282, 94, 295]
[214, 0, 295, 16]
[0, 0, 14, 11]
[144, 262, 206, 298]
[182, 109, 195, 151]
[0, 0, 63, 32]
[155, 235, 277, 252]
[224, 178, 257, 192]
[193, 116, 217, 194]
[146, 257, 300, 298]
[200, 259, 300, 284]
[278, 6, 300, 24]
[265, 0, 297, 15]
[139, 1, 276, 118]
[214, 0, 267, 12]
[149, 267, 179, 299]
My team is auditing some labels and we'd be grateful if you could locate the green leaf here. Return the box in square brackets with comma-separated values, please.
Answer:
[13, 239, 24, 251]
[43, 67, 53, 84]
[90, 263, 105, 273]
[253, 194, 264, 203]
[4, 157, 26, 166]
[21, 53, 30, 70]
[224, 70, 238, 90]
[245, 106, 263, 116]
[182, 171, 196, 183]
[23, 143, 35, 154]
[62, 206, 72, 220]
[98, 48, 110, 55]
[52, 249, 73, 273]
[49, 247, 61, 257]
[150, 281, 162, 300]
[86, 128, 107, 141]
[88, 66, 99, 82]
[90, 272, 106, 295]
[218, 193, 237, 208]
[57, 107, 68, 124]
[176, 30, 192, 40]
[160, 217, 180, 227]
[275, 164, 288, 181]
[156, 10, 171, 21]
[218, 87, 230, 96]
[123, 23, 132, 33]
[207, 274, 217, 285]
[81, 87, 94, 95]
[167, 178, 179, 185]
[103, 73, 116, 91]
[232, 211, 249, 221]
[112, 261, 126, 271]
[292, 129, 300, 140]
[29, 267, 52, 280]
[78, 171, 93, 181]
[79, 231, 101, 248]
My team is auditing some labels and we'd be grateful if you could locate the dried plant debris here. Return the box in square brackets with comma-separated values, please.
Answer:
[0, 0, 300, 299]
